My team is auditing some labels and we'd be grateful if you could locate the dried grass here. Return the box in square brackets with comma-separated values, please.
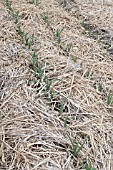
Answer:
[0, 0, 113, 169]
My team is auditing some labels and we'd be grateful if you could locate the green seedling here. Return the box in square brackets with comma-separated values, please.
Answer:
[82, 160, 96, 170]
[27, 35, 34, 49]
[56, 28, 64, 44]
[33, 0, 38, 6]
[59, 98, 67, 114]
[43, 12, 49, 26]
[69, 135, 87, 156]
[22, 33, 28, 46]
[72, 55, 77, 63]
[60, 102, 64, 113]
[17, 26, 27, 43]
[13, 11, 19, 24]
[107, 92, 113, 106]
[0, 148, 2, 160]
[5, 0, 13, 11]
[98, 79, 103, 92]
[17, 26, 35, 49]
[22, 32, 27, 44]
[60, 101, 65, 113]
[66, 42, 72, 53]
[35, 62, 44, 82]
[17, 25, 23, 36]
[89, 72, 93, 80]
[18, 25, 34, 48]
[64, 116, 68, 128]
[44, 76, 57, 92]
[49, 91, 58, 101]
[18, 28, 34, 49]
[86, 71, 93, 80]
[44, 76, 52, 92]
[32, 49, 37, 66]
[31, 51, 44, 82]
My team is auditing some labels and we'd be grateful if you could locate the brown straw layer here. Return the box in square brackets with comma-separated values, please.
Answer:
[0, 0, 113, 169]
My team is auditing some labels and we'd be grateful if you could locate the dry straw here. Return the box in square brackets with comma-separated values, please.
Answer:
[0, 0, 113, 169]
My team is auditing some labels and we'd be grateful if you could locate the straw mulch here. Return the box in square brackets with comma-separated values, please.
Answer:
[0, 0, 113, 169]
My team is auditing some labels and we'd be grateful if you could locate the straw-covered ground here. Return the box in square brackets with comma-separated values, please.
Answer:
[0, 0, 113, 169]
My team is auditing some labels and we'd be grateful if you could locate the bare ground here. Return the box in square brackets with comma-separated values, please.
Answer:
[0, 0, 113, 170]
